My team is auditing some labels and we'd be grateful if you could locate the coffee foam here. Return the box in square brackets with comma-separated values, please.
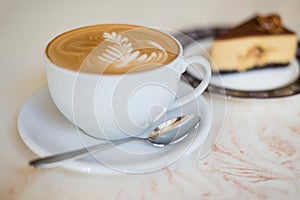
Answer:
[46, 24, 179, 74]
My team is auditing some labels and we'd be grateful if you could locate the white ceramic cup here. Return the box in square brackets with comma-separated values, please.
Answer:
[45, 25, 211, 140]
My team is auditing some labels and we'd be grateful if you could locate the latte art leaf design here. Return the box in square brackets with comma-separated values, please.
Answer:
[97, 32, 168, 67]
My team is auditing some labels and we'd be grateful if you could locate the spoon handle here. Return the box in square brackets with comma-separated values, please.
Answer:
[29, 138, 133, 168]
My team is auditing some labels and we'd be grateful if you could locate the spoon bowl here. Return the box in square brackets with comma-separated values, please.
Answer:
[29, 114, 200, 168]
[148, 115, 200, 147]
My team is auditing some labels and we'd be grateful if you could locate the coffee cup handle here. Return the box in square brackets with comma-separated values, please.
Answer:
[168, 55, 211, 110]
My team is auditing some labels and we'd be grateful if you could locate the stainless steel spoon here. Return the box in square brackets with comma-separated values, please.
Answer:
[29, 114, 200, 168]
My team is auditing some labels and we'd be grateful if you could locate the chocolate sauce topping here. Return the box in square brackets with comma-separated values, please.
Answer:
[214, 14, 295, 40]
[256, 14, 283, 34]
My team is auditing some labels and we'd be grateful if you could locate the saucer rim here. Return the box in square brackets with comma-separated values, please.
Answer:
[18, 81, 211, 174]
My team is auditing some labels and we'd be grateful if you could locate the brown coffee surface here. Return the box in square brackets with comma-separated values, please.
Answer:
[46, 24, 179, 74]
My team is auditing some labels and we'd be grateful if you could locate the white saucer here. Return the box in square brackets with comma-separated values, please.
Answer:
[184, 38, 300, 91]
[18, 81, 211, 174]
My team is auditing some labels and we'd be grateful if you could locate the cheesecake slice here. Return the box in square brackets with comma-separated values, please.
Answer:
[211, 14, 298, 72]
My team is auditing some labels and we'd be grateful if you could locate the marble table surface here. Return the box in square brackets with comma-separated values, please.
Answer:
[1, 0, 300, 199]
